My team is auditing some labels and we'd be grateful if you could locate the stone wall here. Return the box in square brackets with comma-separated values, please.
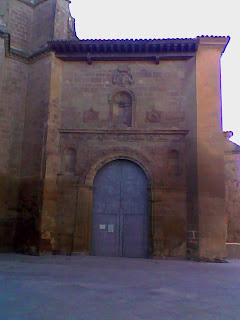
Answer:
[1, 0, 75, 55]
[31, 0, 56, 52]
[7, 0, 34, 54]
[0, 1, 8, 21]
[31, 0, 75, 52]
[0, 0, 233, 260]
[21, 57, 52, 177]
[61, 61, 187, 130]
[182, 58, 198, 258]
[16, 56, 52, 253]
[0, 50, 28, 251]
[54, 0, 71, 39]
[224, 133, 240, 243]
[0, 0, 74, 253]
[52, 59, 195, 256]
[195, 37, 227, 261]
[0, 37, 5, 98]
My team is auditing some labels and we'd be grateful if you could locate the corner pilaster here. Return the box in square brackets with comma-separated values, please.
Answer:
[72, 185, 93, 254]
[40, 52, 63, 253]
[196, 36, 229, 261]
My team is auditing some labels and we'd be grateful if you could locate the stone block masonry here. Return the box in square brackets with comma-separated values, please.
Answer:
[224, 133, 240, 244]
[0, 0, 237, 261]
[0, 0, 75, 253]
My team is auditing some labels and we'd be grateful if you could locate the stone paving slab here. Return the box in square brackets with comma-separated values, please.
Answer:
[0, 254, 240, 320]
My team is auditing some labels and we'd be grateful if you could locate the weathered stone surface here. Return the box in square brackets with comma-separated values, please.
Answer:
[224, 133, 240, 244]
[195, 37, 228, 261]
[0, 0, 237, 261]
[0, 0, 74, 254]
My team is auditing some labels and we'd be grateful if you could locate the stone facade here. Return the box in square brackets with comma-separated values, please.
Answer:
[224, 132, 240, 242]
[0, 0, 238, 261]
[223, 132, 240, 258]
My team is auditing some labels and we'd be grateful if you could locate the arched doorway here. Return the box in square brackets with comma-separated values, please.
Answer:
[91, 160, 148, 258]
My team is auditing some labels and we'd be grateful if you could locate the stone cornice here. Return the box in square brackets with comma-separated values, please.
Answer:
[197, 36, 230, 55]
[16, 0, 70, 6]
[0, 30, 50, 63]
[223, 131, 240, 154]
[224, 150, 240, 155]
[16, 0, 48, 7]
[223, 131, 233, 139]
[49, 38, 199, 63]
[9, 46, 51, 63]
[59, 129, 189, 136]
[1, 34, 229, 64]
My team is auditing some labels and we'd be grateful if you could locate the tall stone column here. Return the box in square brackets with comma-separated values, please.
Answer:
[196, 36, 229, 260]
[40, 53, 63, 253]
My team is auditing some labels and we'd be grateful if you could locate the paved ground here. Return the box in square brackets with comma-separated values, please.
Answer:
[0, 254, 240, 320]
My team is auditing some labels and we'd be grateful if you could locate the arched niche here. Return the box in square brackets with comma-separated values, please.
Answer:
[168, 150, 181, 176]
[109, 89, 136, 128]
[65, 148, 76, 174]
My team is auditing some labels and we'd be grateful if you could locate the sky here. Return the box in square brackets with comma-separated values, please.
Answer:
[69, 0, 240, 145]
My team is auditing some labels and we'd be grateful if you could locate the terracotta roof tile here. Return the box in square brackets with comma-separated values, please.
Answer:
[48, 36, 229, 62]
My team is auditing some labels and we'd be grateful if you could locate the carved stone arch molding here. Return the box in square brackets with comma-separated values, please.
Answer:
[108, 89, 136, 129]
[73, 147, 154, 255]
[84, 147, 152, 187]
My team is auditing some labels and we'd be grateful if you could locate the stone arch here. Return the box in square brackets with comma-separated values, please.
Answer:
[74, 148, 154, 256]
[85, 148, 152, 187]
[91, 159, 149, 257]
[108, 89, 136, 128]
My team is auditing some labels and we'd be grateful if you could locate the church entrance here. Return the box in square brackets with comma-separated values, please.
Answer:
[91, 160, 148, 258]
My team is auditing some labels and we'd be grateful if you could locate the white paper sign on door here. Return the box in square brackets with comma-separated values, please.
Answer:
[108, 224, 114, 233]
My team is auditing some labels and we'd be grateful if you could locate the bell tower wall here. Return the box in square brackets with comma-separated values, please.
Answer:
[0, 0, 74, 253]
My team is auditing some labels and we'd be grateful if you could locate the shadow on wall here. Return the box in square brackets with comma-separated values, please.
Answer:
[14, 178, 44, 255]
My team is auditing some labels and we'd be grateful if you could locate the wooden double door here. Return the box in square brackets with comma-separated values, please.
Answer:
[91, 160, 148, 258]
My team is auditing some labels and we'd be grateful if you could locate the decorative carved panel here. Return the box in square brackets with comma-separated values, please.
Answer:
[112, 67, 134, 87]
[146, 107, 162, 123]
[83, 107, 99, 122]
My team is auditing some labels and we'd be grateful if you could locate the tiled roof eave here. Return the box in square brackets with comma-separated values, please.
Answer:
[48, 38, 199, 62]
[54, 52, 196, 64]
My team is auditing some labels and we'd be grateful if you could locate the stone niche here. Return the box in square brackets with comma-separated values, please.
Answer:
[109, 90, 134, 128]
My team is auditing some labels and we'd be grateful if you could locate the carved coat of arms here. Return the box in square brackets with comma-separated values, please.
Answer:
[146, 107, 162, 123]
[112, 67, 134, 87]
